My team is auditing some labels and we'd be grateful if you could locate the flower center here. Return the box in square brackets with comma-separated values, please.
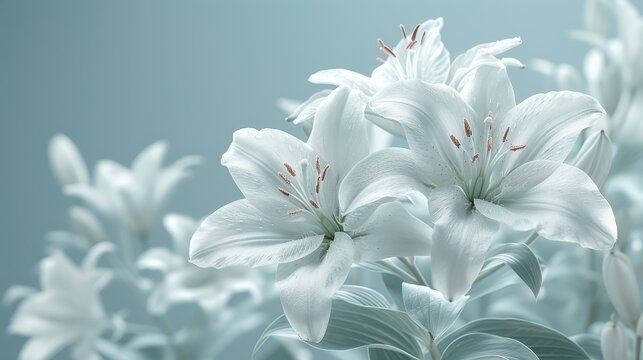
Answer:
[275, 156, 340, 236]
[448, 112, 526, 201]
[376, 23, 429, 81]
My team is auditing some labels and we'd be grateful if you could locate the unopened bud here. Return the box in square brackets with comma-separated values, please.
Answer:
[601, 319, 627, 360]
[603, 250, 641, 323]
[571, 130, 612, 188]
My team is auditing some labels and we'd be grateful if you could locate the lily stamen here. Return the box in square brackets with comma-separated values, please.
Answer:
[510, 144, 526, 151]
[502, 127, 510, 143]
[278, 188, 291, 197]
[377, 39, 396, 58]
[284, 163, 297, 176]
[278, 172, 291, 186]
[321, 164, 330, 181]
[450, 134, 462, 148]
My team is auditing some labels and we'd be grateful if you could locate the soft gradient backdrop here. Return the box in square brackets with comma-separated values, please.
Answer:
[1, 0, 593, 357]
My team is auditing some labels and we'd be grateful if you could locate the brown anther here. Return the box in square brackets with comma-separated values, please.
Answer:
[315, 156, 321, 174]
[502, 127, 510, 143]
[288, 209, 304, 215]
[420, 31, 426, 45]
[410, 24, 420, 41]
[406, 40, 417, 50]
[400, 24, 407, 39]
[472, 153, 480, 163]
[510, 144, 526, 151]
[278, 188, 291, 197]
[450, 134, 461, 148]
[321, 164, 330, 181]
[487, 137, 493, 152]
[316, 176, 321, 194]
[464, 118, 473, 137]
[378, 39, 397, 58]
[278, 172, 291, 186]
[284, 163, 297, 176]
[309, 199, 320, 209]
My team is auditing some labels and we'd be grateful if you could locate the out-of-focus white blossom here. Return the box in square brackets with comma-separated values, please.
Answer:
[138, 214, 265, 315]
[7, 244, 113, 360]
[64, 141, 202, 236]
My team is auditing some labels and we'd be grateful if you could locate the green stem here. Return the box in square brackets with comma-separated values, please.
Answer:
[427, 333, 441, 360]
[399, 257, 429, 287]
[523, 231, 539, 246]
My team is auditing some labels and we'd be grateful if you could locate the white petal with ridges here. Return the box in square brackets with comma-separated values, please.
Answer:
[277, 232, 355, 343]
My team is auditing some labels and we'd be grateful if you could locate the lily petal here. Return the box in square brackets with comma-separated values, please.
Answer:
[371, 81, 475, 187]
[475, 161, 617, 250]
[276, 232, 355, 342]
[348, 202, 433, 262]
[309, 69, 377, 95]
[18, 335, 77, 360]
[163, 214, 198, 257]
[221, 128, 321, 218]
[495, 91, 605, 177]
[371, 18, 450, 87]
[189, 200, 324, 268]
[339, 147, 429, 215]
[48, 134, 90, 187]
[307, 87, 370, 180]
[459, 64, 516, 122]
[429, 186, 499, 301]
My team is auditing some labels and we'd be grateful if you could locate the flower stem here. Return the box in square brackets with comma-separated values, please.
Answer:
[523, 231, 539, 246]
[427, 332, 441, 360]
[399, 257, 429, 287]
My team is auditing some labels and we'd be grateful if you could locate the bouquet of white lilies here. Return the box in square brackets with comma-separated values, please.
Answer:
[6, 0, 643, 359]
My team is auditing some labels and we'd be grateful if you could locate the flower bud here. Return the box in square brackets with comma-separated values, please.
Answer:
[601, 319, 628, 360]
[571, 130, 613, 188]
[48, 134, 89, 187]
[603, 250, 641, 323]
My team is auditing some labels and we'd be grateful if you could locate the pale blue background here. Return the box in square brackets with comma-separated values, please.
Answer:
[1, 0, 594, 358]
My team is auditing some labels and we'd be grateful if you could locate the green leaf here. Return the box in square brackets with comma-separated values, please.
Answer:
[484, 243, 543, 298]
[382, 273, 405, 309]
[438, 318, 590, 360]
[441, 332, 539, 360]
[368, 348, 415, 360]
[335, 285, 391, 308]
[254, 297, 425, 359]
[401, 282, 468, 340]
[570, 334, 602, 360]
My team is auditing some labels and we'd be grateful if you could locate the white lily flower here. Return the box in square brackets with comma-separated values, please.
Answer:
[288, 18, 521, 142]
[189, 87, 432, 342]
[138, 214, 265, 315]
[64, 141, 203, 236]
[8, 244, 113, 360]
[48, 134, 90, 187]
[340, 65, 617, 301]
